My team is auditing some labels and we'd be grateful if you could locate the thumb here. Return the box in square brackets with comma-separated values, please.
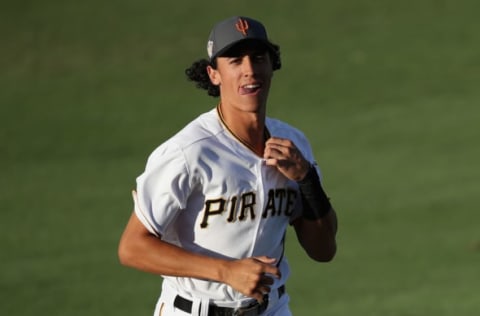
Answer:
[253, 256, 277, 265]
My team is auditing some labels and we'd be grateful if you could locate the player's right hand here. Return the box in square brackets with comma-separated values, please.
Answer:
[221, 256, 281, 302]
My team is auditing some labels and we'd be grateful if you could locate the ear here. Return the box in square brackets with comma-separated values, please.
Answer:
[207, 65, 221, 86]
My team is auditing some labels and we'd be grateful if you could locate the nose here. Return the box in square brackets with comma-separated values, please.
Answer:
[241, 55, 255, 76]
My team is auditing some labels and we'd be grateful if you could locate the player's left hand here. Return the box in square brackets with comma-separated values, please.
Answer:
[264, 137, 310, 181]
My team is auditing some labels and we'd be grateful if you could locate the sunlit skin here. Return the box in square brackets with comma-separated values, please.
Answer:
[118, 42, 337, 306]
[206, 44, 311, 179]
[207, 43, 273, 156]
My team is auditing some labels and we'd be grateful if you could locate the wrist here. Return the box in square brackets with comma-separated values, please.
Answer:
[297, 161, 313, 182]
[297, 165, 332, 220]
[215, 258, 231, 284]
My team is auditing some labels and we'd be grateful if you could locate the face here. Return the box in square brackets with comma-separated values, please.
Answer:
[207, 42, 274, 114]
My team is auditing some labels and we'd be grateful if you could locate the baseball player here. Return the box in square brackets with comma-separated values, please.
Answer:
[118, 16, 338, 316]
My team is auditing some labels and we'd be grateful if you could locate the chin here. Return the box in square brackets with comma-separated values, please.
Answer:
[242, 95, 268, 109]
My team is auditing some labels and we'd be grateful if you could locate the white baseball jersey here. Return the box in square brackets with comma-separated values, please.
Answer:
[133, 107, 320, 306]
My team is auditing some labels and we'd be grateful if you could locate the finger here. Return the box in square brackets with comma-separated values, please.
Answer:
[265, 136, 290, 146]
[263, 146, 286, 162]
[253, 256, 276, 265]
[265, 142, 288, 154]
[264, 158, 278, 166]
[257, 284, 272, 295]
[261, 265, 281, 279]
[253, 256, 281, 278]
[265, 267, 281, 279]
[260, 274, 275, 286]
[264, 142, 281, 153]
[251, 291, 265, 303]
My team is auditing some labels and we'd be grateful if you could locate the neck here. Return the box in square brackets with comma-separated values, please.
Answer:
[217, 103, 267, 156]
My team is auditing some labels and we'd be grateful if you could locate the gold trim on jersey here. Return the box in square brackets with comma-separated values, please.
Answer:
[216, 104, 271, 156]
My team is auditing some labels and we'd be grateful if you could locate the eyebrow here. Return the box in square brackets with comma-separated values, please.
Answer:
[222, 49, 268, 58]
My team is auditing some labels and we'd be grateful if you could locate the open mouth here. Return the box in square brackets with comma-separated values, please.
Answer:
[240, 83, 262, 95]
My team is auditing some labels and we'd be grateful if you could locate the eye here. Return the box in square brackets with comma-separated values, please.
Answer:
[253, 54, 267, 63]
[228, 57, 242, 65]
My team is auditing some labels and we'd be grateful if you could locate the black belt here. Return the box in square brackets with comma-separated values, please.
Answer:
[173, 285, 285, 316]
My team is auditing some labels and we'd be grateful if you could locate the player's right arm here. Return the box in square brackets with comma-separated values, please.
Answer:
[118, 211, 279, 302]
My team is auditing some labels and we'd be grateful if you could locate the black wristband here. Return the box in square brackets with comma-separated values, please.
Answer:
[297, 165, 332, 220]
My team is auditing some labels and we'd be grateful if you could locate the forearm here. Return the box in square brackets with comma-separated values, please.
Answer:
[119, 212, 282, 301]
[118, 213, 228, 282]
[293, 209, 338, 262]
[295, 164, 338, 261]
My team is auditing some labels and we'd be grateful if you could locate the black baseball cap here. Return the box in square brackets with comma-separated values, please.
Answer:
[207, 16, 279, 64]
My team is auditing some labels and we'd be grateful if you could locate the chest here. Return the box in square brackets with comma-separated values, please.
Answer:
[189, 150, 299, 227]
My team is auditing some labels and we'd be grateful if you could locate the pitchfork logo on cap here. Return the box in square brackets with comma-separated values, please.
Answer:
[235, 18, 249, 36]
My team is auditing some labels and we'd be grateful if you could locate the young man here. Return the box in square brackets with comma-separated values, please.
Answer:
[118, 16, 338, 316]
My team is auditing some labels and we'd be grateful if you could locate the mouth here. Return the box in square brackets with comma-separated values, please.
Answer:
[239, 83, 262, 95]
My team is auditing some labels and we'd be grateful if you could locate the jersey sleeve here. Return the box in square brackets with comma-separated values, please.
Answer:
[133, 142, 192, 237]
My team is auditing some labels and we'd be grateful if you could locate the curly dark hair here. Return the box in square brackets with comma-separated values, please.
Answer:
[185, 43, 281, 98]
[185, 59, 220, 97]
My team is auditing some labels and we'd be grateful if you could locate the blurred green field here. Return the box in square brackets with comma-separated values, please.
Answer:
[1, 0, 479, 315]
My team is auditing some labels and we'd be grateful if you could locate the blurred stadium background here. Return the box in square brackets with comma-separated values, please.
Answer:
[1, 0, 479, 315]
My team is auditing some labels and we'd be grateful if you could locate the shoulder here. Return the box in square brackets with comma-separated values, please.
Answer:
[146, 108, 221, 166]
[266, 116, 315, 161]
[266, 117, 309, 143]
[171, 108, 222, 146]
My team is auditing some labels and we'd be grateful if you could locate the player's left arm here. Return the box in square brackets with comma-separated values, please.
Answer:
[291, 207, 338, 262]
[264, 136, 338, 262]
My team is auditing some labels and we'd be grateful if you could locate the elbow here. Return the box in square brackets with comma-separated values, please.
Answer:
[307, 242, 337, 263]
[117, 242, 129, 266]
[118, 212, 158, 269]
[118, 236, 136, 267]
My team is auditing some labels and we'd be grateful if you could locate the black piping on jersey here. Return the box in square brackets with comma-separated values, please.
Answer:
[216, 104, 271, 155]
[277, 232, 286, 268]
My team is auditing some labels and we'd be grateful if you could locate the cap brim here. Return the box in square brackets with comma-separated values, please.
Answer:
[212, 38, 276, 60]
